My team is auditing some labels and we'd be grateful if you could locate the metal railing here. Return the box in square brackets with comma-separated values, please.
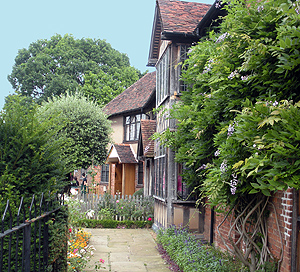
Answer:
[0, 193, 66, 272]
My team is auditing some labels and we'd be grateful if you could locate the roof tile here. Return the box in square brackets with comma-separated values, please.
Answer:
[140, 120, 156, 157]
[104, 72, 156, 117]
[158, 0, 211, 34]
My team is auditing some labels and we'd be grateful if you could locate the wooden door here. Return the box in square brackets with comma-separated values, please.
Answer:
[115, 163, 122, 195]
[124, 164, 136, 195]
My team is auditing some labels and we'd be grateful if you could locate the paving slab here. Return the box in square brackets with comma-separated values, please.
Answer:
[83, 228, 170, 272]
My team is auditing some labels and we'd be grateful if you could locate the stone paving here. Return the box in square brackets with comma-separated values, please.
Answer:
[84, 228, 171, 272]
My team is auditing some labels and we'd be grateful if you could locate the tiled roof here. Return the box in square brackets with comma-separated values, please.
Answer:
[158, 0, 211, 34]
[113, 144, 137, 164]
[140, 120, 156, 158]
[104, 72, 156, 117]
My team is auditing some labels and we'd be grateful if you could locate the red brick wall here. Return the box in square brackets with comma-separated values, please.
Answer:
[204, 189, 294, 271]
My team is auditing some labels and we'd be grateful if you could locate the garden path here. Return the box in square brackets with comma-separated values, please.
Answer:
[84, 228, 171, 272]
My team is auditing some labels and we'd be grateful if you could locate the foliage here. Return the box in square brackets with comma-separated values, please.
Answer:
[0, 95, 68, 207]
[81, 67, 140, 105]
[97, 194, 154, 220]
[158, 0, 300, 202]
[8, 34, 142, 104]
[76, 218, 152, 229]
[205, 99, 300, 206]
[155, 1, 300, 270]
[48, 207, 69, 272]
[156, 225, 245, 272]
[38, 92, 112, 169]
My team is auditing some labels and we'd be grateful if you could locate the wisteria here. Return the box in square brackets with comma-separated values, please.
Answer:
[214, 149, 220, 157]
[227, 124, 235, 137]
[215, 32, 230, 43]
[257, 5, 264, 12]
[227, 121, 238, 137]
[228, 69, 238, 79]
[230, 174, 238, 195]
[198, 164, 207, 170]
[215, 0, 222, 9]
[241, 75, 249, 81]
[220, 160, 227, 174]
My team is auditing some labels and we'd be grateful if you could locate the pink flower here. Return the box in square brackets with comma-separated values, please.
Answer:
[73, 248, 78, 254]
[121, 206, 123, 209]
[99, 259, 105, 263]
[69, 228, 72, 233]
[148, 217, 152, 221]
[116, 200, 119, 203]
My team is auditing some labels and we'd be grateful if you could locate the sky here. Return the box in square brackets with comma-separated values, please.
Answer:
[0, 0, 214, 109]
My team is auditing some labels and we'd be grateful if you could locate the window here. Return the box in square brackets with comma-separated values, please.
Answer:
[101, 164, 109, 183]
[154, 141, 166, 199]
[179, 45, 190, 93]
[138, 162, 144, 185]
[156, 48, 170, 106]
[177, 163, 196, 201]
[124, 114, 147, 141]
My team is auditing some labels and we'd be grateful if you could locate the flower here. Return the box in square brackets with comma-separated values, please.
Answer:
[227, 124, 235, 137]
[99, 259, 105, 263]
[69, 228, 72, 233]
[257, 5, 264, 12]
[228, 70, 238, 80]
[214, 149, 220, 157]
[86, 209, 95, 218]
[216, 32, 229, 43]
[148, 217, 152, 221]
[230, 174, 239, 195]
[220, 160, 227, 174]
[197, 164, 207, 170]
[116, 200, 119, 203]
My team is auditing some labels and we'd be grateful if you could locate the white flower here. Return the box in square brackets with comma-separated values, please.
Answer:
[70, 188, 78, 195]
[86, 210, 95, 218]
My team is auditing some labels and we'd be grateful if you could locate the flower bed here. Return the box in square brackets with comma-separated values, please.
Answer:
[67, 229, 106, 271]
[156, 225, 246, 272]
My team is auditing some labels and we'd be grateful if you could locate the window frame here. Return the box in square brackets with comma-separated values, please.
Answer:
[156, 47, 170, 106]
[124, 113, 147, 142]
[100, 164, 109, 184]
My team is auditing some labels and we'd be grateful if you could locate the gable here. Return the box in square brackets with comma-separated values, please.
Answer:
[148, 0, 211, 66]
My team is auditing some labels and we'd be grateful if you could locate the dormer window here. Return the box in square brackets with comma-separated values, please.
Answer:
[124, 114, 147, 142]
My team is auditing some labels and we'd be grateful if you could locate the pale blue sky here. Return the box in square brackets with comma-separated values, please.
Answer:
[0, 0, 214, 109]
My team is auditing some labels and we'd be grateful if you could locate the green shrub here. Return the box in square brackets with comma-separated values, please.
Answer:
[76, 218, 152, 229]
[157, 225, 246, 272]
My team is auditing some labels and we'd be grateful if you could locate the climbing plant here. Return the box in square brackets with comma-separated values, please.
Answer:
[157, 0, 300, 270]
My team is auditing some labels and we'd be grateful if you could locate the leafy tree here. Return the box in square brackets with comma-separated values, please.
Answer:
[81, 66, 140, 105]
[8, 34, 142, 104]
[0, 95, 68, 203]
[38, 92, 112, 170]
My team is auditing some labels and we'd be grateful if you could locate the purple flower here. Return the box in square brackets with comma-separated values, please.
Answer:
[227, 124, 235, 137]
[230, 174, 238, 195]
[216, 32, 229, 43]
[214, 149, 220, 157]
[228, 70, 238, 80]
[220, 160, 227, 174]
[257, 5, 264, 12]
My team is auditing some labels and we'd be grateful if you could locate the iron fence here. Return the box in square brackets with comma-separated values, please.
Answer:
[0, 193, 66, 272]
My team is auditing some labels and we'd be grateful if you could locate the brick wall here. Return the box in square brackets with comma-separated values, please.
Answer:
[203, 189, 295, 271]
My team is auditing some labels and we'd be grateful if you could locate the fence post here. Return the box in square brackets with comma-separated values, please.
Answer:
[24, 224, 31, 272]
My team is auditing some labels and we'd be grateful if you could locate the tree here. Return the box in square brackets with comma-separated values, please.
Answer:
[8, 34, 142, 104]
[0, 95, 68, 203]
[38, 92, 112, 170]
